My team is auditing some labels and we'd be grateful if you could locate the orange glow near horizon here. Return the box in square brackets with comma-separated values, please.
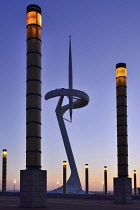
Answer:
[116, 67, 127, 78]
[27, 11, 42, 27]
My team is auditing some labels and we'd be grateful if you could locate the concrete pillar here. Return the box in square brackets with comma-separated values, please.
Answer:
[20, 5, 47, 208]
[104, 166, 107, 194]
[85, 164, 89, 194]
[2, 149, 7, 192]
[114, 63, 132, 204]
[138, 188, 140, 195]
[133, 170, 137, 195]
[63, 161, 67, 193]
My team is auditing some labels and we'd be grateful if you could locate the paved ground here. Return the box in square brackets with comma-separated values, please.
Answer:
[0, 196, 140, 210]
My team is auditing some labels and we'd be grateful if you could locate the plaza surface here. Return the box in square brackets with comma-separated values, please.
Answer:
[0, 196, 140, 210]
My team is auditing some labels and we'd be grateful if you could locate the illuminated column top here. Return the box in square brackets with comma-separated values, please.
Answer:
[116, 63, 127, 78]
[85, 164, 89, 169]
[2, 149, 7, 158]
[133, 170, 136, 174]
[63, 161, 67, 166]
[104, 166, 107, 171]
[26, 4, 42, 27]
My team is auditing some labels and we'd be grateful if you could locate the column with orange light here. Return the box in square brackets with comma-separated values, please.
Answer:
[26, 4, 42, 169]
[116, 63, 128, 177]
[20, 5, 46, 208]
[2, 149, 7, 192]
[114, 63, 132, 204]
[63, 161, 67, 193]
[85, 164, 89, 194]
[134, 170, 137, 195]
[104, 166, 107, 194]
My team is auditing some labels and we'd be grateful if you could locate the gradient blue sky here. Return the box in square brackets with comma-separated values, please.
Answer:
[0, 0, 140, 191]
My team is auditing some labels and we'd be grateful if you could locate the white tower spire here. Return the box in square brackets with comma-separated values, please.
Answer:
[69, 35, 73, 122]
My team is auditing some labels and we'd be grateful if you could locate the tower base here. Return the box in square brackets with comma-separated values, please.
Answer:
[49, 173, 82, 194]
[114, 177, 132, 204]
[20, 169, 47, 208]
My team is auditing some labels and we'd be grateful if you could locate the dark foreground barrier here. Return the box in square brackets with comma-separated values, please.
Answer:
[0, 191, 140, 200]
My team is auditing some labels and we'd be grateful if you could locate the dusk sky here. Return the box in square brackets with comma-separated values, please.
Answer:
[0, 0, 140, 192]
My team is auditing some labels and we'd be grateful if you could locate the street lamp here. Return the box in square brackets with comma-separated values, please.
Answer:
[104, 166, 107, 194]
[101, 181, 104, 192]
[57, 181, 59, 188]
[14, 179, 16, 192]
[133, 170, 137, 195]
[85, 164, 89, 194]
[2, 149, 7, 192]
[63, 161, 67, 193]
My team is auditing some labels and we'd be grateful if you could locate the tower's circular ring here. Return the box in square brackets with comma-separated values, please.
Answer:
[45, 88, 89, 109]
